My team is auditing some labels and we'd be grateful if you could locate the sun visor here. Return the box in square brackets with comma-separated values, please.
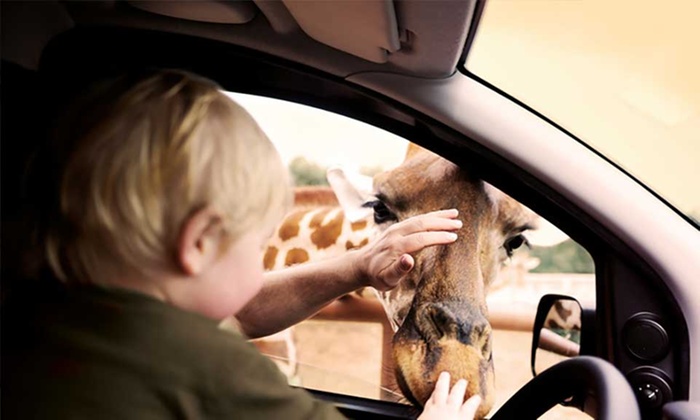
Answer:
[127, 1, 257, 24]
[282, 0, 401, 63]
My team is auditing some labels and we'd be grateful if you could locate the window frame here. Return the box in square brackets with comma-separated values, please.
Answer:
[38, 25, 692, 410]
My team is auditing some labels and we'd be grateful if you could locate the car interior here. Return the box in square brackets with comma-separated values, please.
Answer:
[2, 1, 700, 419]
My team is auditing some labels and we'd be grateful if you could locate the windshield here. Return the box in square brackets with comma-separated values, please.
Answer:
[465, 0, 699, 225]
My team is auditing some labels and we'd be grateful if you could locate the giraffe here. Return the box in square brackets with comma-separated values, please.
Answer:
[241, 185, 375, 384]
[546, 299, 582, 332]
[262, 186, 373, 272]
[251, 143, 537, 418]
[349, 144, 537, 418]
[301, 144, 536, 417]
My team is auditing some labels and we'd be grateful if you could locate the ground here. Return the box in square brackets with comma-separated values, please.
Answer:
[289, 273, 594, 418]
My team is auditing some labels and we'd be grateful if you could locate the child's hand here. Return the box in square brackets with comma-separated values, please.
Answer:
[418, 372, 482, 420]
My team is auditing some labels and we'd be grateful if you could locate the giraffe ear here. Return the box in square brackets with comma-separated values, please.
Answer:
[327, 166, 374, 223]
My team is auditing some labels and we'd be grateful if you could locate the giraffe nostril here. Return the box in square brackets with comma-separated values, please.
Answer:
[473, 321, 493, 360]
[429, 305, 457, 338]
[417, 304, 493, 355]
[417, 304, 457, 341]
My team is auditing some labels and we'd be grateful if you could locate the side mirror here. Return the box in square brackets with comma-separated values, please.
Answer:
[531, 294, 582, 377]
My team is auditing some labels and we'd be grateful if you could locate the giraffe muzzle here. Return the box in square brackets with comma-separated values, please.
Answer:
[415, 302, 492, 359]
[392, 303, 496, 417]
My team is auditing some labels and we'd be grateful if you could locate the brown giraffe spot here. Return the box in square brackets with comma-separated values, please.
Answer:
[311, 210, 345, 250]
[263, 246, 278, 270]
[285, 248, 310, 267]
[346, 238, 370, 250]
[309, 208, 332, 229]
[351, 220, 367, 231]
[278, 210, 306, 241]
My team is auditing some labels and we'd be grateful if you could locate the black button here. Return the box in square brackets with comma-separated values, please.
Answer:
[627, 366, 673, 412]
[623, 314, 669, 363]
[636, 383, 661, 408]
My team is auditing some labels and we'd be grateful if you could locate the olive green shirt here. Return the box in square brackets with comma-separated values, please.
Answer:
[3, 285, 344, 420]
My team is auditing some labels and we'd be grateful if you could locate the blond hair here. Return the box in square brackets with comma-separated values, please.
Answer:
[46, 70, 292, 284]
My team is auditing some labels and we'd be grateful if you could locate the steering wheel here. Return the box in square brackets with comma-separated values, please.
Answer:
[490, 356, 640, 419]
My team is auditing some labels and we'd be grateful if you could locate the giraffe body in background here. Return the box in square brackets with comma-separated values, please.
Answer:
[263, 186, 373, 272]
[248, 186, 375, 384]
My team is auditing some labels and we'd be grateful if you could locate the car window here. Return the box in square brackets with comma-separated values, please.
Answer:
[228, 92, 595, 418]
[465, 0, 699, 226]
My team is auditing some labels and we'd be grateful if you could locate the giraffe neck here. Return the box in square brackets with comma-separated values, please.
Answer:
[264, 206, 373, 271]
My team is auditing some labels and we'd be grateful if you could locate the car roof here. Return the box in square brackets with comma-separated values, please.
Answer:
[3, 0, 478, 79]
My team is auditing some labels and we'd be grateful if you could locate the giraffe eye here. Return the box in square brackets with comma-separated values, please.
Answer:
[366, 200, 397, 224]
[504, 234, 529, 258]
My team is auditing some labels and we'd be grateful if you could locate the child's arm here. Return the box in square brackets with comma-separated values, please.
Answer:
[236, 209, 461, 338]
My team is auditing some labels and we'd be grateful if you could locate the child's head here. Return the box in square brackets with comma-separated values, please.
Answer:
[46, 69, 292, 287]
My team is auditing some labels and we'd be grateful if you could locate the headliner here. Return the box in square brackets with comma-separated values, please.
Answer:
[2, 0, 478, 80]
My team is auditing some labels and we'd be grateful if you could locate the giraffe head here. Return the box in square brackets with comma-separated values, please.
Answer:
[334, 144, 538, 417]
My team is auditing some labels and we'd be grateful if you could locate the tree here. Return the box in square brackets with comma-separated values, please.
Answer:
[528, 239, 594, 274]
[288, 156, 329, 186]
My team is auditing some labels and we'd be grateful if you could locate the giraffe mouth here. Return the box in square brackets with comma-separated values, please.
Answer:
[393, 364, 422, 407]
[392, 315, 495, 418]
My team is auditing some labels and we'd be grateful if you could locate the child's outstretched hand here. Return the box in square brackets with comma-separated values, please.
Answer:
[418, 372, 482, 420]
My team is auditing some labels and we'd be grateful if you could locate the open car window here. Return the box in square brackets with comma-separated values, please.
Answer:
[228, 93, 595, 418]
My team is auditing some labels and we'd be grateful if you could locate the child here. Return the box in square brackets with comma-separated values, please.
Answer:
[3, 69, 479, 419]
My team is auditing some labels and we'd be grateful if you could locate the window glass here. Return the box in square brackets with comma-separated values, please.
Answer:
[228, 93, 594, 417]
[466, 0, 699, 225]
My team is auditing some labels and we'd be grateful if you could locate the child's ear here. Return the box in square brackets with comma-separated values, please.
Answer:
[177, 207, 226, 276]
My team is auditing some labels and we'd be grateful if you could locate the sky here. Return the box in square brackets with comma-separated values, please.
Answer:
[228, 92, 408, 172]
